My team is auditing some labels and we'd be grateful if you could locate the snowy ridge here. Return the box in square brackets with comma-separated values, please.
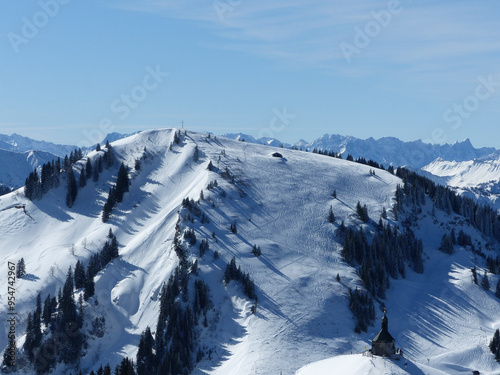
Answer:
[422, 156, 500, 210]
[0, 133, 79, 157]
[303, 135, 496, 169]
[0, 149, 60, 189]
[1, 128, 500, 374]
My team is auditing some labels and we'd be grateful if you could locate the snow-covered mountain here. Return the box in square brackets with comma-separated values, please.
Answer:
[220, 132, 291, 148]
[302, 134, 496, 169]
[2, 129, 500, 374]
[0, 149, 60, 189]
[0, 133, 79, 157]
[421, 154, 500, 211]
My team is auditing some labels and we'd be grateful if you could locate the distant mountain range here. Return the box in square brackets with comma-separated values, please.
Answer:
[222, 132, 496, 169]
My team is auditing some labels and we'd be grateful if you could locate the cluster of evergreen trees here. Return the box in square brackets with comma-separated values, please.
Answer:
[20, 231, 119, 373]
[348, 288, 375, 333]
[135, 219, 213, 374]
[224, 257, 257, 301]
[69, 358, 133, 375]
[395, 168, 500, 242]
[25, 159, 61, 201]
[252, 244, 262, 257]
[206, 179, 218, 190]
[102, 163, 129, 223]
[80, 230, 119, 300]
[356, 201, 369, 223]
[24, 143, 115, 208]
[303, 145, 398, 175]
[438, 228, 472, 254]
[183, 228, 197, 246]
[181, 197, 202, 217]
[199, 239, 209, 257]
[24, 268, 83, 373]
[342, 223, 424, 301]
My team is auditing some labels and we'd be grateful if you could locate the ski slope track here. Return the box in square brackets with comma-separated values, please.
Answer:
[0, 128, 500, 374]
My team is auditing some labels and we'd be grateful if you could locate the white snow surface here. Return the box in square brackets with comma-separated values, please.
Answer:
[0, 128, 499, 374]
[422, 156, 500, 210]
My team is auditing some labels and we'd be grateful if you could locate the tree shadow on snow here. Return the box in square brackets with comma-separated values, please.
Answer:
[21, 273, 40, 282]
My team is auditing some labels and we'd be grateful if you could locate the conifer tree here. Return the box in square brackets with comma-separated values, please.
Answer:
[16, 258, 26, 278]
[74, 260, 86, 290]
[481, 271, 490, 290]
[66, 168, 78, 208]
[115, 163, 129, 203]
[84, 267, 95, 301]
[327, 205, 335, 223]
[79, 169, 86, 188]
[86, 158, 93, 179]
[472, 266, 478, 285]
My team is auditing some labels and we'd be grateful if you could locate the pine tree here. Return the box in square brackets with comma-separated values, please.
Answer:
[84, 267, 95, 300]
[93, 159, 100, 182]
[193, 145, 199, 162]
[42, 294, 53, 325]
[115, 163, 129, 203]
[496, 279, 500, 299]
[230, 221, 237, 234]
[74, 260, 86, 290]
[472, 266, 478, 285]
[16, 258, 26, 278]
[24, 312, 35, 361]
[86, 158, 93, 179]
[79, 169, 86, 188]
[439, 234, 454, 254]
[481, 271, 490, 290]
[327, 205, 335, 223]
[137, 327, 155, 375]
[66, 168, 78, 208]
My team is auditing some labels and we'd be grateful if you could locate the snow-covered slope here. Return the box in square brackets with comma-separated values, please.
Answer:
[0, 133, 78, 157]
[1, 129, 500, 375]
[296, 353, 448, 375]
[0, 149, 60, 189]
[422, 155, 500, 210]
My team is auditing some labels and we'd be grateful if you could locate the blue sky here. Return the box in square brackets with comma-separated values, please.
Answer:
[1, 0, 500, 148]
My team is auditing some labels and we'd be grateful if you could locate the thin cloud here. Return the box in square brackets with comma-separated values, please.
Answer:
[106, 0, 500, 83]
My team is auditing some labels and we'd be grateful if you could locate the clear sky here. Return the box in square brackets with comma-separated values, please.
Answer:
[1, 0, 500, 148]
